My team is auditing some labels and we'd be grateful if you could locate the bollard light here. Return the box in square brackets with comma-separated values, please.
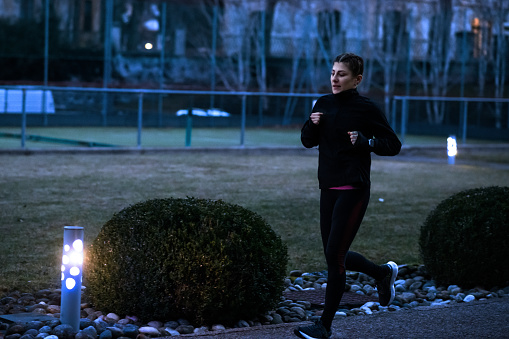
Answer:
[60, 226, 84, 331]
[447, 135, 457, 165]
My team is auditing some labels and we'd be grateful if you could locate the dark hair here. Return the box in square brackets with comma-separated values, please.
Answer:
[333, 53, 364, 76]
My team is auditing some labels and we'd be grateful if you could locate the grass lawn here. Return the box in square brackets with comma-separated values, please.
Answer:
[1, 126, 507, 149]
[1, 149, 508, 293]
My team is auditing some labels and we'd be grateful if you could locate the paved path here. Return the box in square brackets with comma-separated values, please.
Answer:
[178, 298, 509, 338]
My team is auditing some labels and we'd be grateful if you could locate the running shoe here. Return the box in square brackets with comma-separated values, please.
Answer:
[294, 319, 331, 339]
[376, 261, 398, 306]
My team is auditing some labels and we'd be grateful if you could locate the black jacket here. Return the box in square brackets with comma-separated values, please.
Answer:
[301, 89, 401, 189]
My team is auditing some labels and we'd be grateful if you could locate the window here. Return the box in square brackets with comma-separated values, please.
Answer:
[83, 0, 93, 32]
[383, 11, 405, 54]
[20, 0, 34, 20]
[317, 10, 341, 52]
[471, 17, 492, 58]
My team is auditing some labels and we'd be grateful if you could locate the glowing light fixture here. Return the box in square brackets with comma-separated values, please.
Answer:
[447, 135, 457, 165]
[60, 226, 84, 331]
[145, 42, 153, 50]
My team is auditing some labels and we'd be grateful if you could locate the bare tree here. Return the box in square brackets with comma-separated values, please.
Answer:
[413, 0, 454, 125]
[190, 0, 269, 92]
[365, 0, 409, 117]
[467, 0, 507, 129]
[282, 0, 347, 124]
[491, 0, 507, 129]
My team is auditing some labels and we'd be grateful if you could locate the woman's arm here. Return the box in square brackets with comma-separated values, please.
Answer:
[369, 108, 401, 156]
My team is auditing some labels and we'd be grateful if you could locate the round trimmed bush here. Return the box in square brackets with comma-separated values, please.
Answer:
[419, 186, 509, 288]
[86, 197, 288, 325]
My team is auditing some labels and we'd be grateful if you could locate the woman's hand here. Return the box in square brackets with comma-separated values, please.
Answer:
[348, 131, 358, 145]
[310, 112, 323, 125]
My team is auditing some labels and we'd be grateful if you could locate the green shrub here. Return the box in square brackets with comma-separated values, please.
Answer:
[419, 186, 509, 288]
[85, 197, 288, 325]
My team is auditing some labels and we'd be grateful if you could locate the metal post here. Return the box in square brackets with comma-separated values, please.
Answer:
[459, 11, 467, 138]
[21, 89, 27, 149]
[158, 2, 167, 127]
[60, 226, 84, 331]
[210, 0, 218, 108]
[405, 10, 412, 98]
[185, 98, 193, 147]
[240, 95, 246, 147]
[400, 98, 408, 145]
[102, 0, 113, 126]
[43, 0, 49, 126]
[391, 97, 397, 131]
[460, 11, 467, 99]
[3, 90, 7, 113]
[137, 93, 143, 148]
[461, 100, 468, 144]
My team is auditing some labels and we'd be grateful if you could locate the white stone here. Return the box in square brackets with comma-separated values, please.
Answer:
[147, 321, 163, 328]
[139, 326, 161, 335]
[105, 313, 120, 323]
[335, 311, 347, 317]
[211, 324, 226, 331]
[164, 328, 180, 336]
[463, 294, 476, 302]
[194, 326, 209, 334]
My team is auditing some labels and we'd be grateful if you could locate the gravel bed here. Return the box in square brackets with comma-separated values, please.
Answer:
[1, 264, 508, 338]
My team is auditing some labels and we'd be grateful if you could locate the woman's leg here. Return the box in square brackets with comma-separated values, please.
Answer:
[345, 251, 388, 281]
[319, 188, 370, 330]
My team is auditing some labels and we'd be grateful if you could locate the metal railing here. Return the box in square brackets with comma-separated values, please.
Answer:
[3, 86, 509, 149]
[392, 95, 509, 144]
[1, 85, 322, 149]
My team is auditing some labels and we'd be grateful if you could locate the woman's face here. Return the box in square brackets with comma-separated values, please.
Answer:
[330, 62, 362, 94]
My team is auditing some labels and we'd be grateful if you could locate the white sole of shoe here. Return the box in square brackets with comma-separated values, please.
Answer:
[387, 261, 399, 304]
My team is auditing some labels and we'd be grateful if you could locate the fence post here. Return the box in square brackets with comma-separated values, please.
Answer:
[240, 95, 246, 147]
[186, 99, 193, 147]
[400, 98, 408, 145]
[21, 88, 27, 149]
[137, 92, 143, 148]
[461, 100, 468, 144]
[391, 97, 397, 132]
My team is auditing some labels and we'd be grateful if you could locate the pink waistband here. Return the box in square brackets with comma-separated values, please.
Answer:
[329, 185, 359, 190]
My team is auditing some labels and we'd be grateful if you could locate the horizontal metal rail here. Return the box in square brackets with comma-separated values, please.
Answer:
[0, 85, 324, 98]
[0, 86, 325, 149]
[393, 95, 509, 145]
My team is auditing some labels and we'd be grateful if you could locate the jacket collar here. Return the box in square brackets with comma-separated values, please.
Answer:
[333, 88, 358, 102]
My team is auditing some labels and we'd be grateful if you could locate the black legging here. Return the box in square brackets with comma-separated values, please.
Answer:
[319, 187, 387, 329]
